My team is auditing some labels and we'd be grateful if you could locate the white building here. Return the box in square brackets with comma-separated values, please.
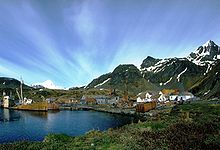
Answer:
[3, 96, 14, 108]
[169, 92, 194, 101]
[23, 97, 33, 105]
[137, 92, 154, 103]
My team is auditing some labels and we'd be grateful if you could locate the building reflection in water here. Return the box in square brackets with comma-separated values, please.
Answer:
[0, 109, 21, 122]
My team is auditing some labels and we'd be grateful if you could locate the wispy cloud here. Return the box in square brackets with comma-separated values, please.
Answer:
[0, 0, 220, 87]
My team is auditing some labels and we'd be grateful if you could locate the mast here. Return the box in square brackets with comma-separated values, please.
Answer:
[20, 77, 23, 104]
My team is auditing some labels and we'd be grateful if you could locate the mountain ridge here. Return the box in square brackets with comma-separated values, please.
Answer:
[87, 40, 220, 97]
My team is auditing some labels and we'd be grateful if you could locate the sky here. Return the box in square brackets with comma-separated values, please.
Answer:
[0, 0, 220, 88]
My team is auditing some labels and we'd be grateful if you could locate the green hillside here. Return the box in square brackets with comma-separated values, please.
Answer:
[87, 64, 158, 96]
[190, 61, 220, 98]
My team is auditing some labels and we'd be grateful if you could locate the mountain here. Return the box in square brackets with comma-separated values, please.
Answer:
[86, 64, 158, 95]
[32, 80, 62, 89]
[87, 40, 220, 96]
[190, 60, 220, 98]
[0, 77, 31, 96]
[140, 56, 161, 68]
[140, 57, 206, 90]
[140, 40, 220, 90]
[0, 77, 30, 89]
[187, 40, 220, 66]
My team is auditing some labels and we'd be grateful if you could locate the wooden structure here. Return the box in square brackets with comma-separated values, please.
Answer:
[136, 101, 157, 113]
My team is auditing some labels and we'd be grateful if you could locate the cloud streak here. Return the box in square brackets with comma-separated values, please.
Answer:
[0, 0, 220, 87]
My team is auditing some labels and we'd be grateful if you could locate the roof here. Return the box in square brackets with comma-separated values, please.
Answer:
[161, 89, 179, 94]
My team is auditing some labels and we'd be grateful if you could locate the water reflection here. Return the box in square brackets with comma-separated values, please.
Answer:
[25, 110, 59, 119]
[28, 111, 48, 119]
[0, 108, 21, 122]
[0, 108, 135, 143]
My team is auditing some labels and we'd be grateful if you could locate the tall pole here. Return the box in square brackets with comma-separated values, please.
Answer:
[20, 77, 23, 103]
[16, 88, 21, 102]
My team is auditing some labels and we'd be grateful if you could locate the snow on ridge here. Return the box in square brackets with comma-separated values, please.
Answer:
[94, 78, 111, 88]
[177, 68, 187, 82]
[202, 40, 212, 47]
[144, 59, 171, 73]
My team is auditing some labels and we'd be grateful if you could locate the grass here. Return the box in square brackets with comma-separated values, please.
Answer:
[0, 99, 219, 150]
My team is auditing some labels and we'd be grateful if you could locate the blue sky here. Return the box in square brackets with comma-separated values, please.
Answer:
[0, 0, 220, 88]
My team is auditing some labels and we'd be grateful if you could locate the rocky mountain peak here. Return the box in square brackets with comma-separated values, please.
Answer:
[202, 40, 216, 47]
[140, 56, 161, 69]
[188, 40, 220, 65]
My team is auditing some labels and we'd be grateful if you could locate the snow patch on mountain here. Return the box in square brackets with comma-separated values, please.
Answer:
[32, 80, 63, 89]
[204, 64, 212, 75]
[94, 78, 111, 88]
[177, 68, 187, 82]
[142, 59, 173, 73]
[164, 77, 173, 85]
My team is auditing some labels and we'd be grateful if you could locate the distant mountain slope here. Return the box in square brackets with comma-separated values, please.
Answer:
[0, 77, 31, 97]
[0, 77, 30, 89]
[87, 64, 158, 95]
[190, 61, 220, 98]
[141, 58, 206, 90]
[140, 40, 220, 90]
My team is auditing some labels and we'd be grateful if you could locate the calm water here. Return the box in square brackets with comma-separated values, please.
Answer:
[0, 108, 135, 143]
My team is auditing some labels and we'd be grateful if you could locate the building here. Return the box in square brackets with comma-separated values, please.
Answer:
[158, 89, 194, 102]
[69, 98, 80, 104]
[176, 92, 194, 101]
[108, 96, 120, 105]
[23, 97, 33, 105]
[80, 95, 87, 104]
[137, 92, 156, 103]
[94, 95, 110, 104]
[158, 89, 179, 102]
[3, 96, 14, 108]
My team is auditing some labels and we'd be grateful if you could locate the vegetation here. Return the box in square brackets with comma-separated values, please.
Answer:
[1, 99, 219, 150]
[190, 61, 220, 98]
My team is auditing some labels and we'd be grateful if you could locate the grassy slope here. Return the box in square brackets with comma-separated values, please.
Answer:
[0, 100, 219, 150]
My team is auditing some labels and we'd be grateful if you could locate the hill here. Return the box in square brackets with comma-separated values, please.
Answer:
[190, 60, 220, 98]
[86, 64, 158, 96]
